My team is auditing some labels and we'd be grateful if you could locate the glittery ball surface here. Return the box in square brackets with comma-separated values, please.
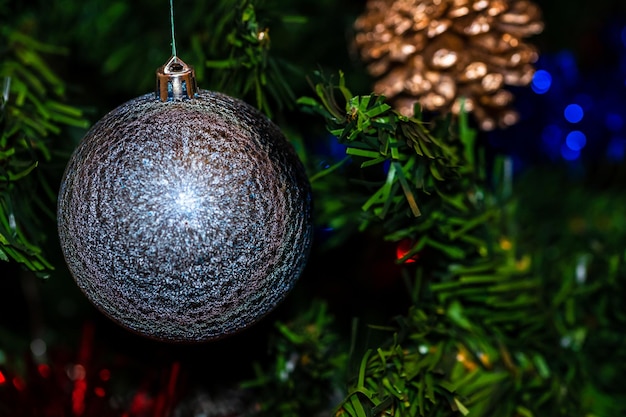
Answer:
[57, 90, 313, 343]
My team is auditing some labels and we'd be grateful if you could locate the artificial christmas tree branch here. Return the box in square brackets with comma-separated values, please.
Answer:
[294, 71, 605, 416]
[299, 70, 464, 225]
[0, 26, 87, 276]
[200, 0, 300, 119]
[242, 300, 348, 416]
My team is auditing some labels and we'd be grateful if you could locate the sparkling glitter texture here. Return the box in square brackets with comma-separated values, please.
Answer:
[57, 90, 313, 343]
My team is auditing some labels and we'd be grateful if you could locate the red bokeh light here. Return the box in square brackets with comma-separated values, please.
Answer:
[38, 363, 51, 378]
[396, 239, 419, 264]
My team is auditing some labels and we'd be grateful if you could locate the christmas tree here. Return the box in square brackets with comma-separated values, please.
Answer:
[2, 0, 626, 416]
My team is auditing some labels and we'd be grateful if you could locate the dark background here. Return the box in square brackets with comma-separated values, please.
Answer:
[2, 0, 626, 414]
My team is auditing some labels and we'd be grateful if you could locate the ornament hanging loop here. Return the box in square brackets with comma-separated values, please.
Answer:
[156, 56, 198, 102]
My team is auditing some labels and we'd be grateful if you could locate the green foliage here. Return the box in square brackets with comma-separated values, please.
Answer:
[296, 71, 626, 416]
[514, 169, 626, 417]
[200, 0, 299, 119]
[299, 70, 461, 212]
[298, 72, 488, 258]
[335, 298, 587, 417]
[25, 0, 365, 117]
[242, 300, 348, 417]
[0, 25, 88, 276]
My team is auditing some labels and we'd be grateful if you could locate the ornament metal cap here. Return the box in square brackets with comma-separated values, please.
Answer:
[156, 55, 198, 102]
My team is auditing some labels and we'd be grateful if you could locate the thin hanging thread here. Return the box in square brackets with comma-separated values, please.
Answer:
[170, 0, 177, 57]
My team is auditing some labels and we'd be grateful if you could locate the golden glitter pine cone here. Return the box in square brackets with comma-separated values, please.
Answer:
[353, 0, 544, 130]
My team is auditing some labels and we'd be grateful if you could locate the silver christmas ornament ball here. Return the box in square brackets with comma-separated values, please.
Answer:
[57, 57, 313, 343]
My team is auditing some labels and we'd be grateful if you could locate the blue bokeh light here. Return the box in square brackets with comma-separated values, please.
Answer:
[328, 137, 348, 160]
[532, 70, 552, 94]
[574, 94, 594, 111]
[605, 113, 624, 131]
[566, 131, 587, 151]
[441, 22, 626, 167]
[561, 144, 580, 161]
[541, 124, 562, 147]
[556, 51, 579, 84]
[607, 137, 626, 160]
[383, 159, 391, 174]
[564, 104, 584, 123]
